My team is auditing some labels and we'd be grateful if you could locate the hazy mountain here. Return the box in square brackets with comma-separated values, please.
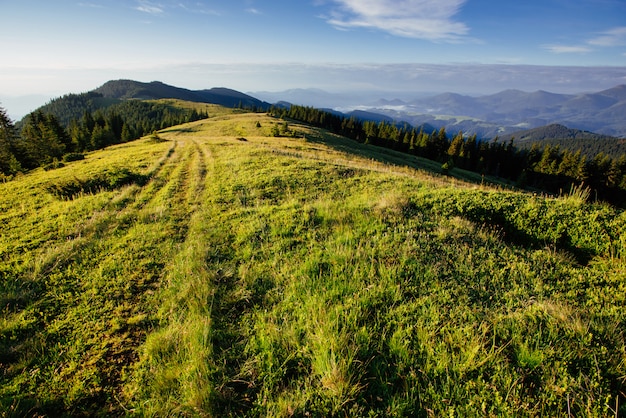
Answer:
[347, 110, 395, 124]
[255, 85, 625, 139]
[355, 85, 626, 138]
[250, 88, 379, 109]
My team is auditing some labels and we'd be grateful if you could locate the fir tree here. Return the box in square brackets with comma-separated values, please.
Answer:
[0, 105, 22, 176]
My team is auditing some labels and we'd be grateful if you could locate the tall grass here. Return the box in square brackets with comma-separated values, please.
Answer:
[1, 112, 624, 416]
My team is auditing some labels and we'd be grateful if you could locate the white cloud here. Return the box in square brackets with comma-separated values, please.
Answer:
[542, 26, 626, 56]
[246, 8, 262, 15]
[542, 45, 591, 54]
[177, 2, 219, 16]
[136, 0, 164, 15]
[324, 0, 469, 41]
[588, 26, 626, 47]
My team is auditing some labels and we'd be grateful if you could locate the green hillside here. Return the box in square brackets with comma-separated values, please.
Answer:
[505, 124, 626, 160]
[1, 111, 625, 416]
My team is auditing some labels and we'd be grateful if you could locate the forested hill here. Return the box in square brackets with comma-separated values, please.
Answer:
[94, 80, 270, 109]
[505, 124, 626, 159]
[24, 80, 270, 127]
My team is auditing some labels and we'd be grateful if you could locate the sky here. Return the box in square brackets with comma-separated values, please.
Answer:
[1, 0, 626, 119]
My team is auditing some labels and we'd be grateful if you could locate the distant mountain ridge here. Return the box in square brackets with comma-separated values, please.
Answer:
[22, 80, 271, 127]
[503, 124, 626, 159]
[365, 85, 626, 138]
[94, 80, 270, 109]
[22, 81, 626, 160]
[506, 124, 616, 142]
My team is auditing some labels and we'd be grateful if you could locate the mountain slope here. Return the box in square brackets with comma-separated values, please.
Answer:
[1, 112, 625, 416]
[20, 80, 271, 129]
[94, 79, 270, 109]
[505, 123, 626, 158]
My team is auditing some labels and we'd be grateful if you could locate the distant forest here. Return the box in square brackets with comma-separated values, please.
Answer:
[0, 95, 207, 175]
[270, 105, 626, 207]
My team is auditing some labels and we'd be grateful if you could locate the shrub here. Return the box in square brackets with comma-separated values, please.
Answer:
[148, 131, 167, 143]
[45, 167, 149, 199]
[43, 160, 65, 171]
[62, 153, 85, 162]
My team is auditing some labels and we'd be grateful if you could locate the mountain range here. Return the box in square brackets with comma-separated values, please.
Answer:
[254, 85, 626, 139]
[20, 80, 626, 158]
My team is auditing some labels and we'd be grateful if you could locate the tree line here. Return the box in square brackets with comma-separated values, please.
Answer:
[0, 102, 207, 178]
[270, 104, 626, 207]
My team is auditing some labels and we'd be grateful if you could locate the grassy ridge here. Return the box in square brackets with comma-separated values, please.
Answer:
[1, 111, 625, 416]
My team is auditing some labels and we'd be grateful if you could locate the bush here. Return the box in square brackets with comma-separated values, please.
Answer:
[43, 160, 65, 171]
[45, 167, 149, 199]
[148, 131, 167, 143]
[441, 159, 454, 174]
[62, 153, 85, 162]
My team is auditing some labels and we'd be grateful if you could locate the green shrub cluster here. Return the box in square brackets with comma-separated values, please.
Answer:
[45, 167, 148, 199]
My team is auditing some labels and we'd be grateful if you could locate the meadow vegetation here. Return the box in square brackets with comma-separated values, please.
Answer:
[1, 110, 624, 416]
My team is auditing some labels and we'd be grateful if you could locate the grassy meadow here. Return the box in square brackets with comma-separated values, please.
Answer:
[1, 109, 625, 416]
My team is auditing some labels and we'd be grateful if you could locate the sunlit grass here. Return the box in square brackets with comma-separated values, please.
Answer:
[1, 111, 624, 416]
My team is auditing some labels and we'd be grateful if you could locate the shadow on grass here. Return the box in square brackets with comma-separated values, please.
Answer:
[414, 192, 597, 265]
[300, 127, 508, 189]
[45, 168, 150, 200]
[1, 393, 117, 418]
[300, 127, 596, 263]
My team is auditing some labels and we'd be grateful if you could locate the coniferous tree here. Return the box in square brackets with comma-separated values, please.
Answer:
[20, 110, 69, 167]
[121, 123, 134, 142]
[68, 118, 90, 152]
[83, 109, 96, 133]
[447, 131, 464, 161]
[462, 134, 477, 169]
[107, 112, 124, 141]
[537, 144, 561, 175]
[0, 106, 22, 176]
[90, 123, 116, 150]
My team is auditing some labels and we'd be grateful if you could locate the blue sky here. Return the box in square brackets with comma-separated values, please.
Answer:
[1, 0, 626, 118]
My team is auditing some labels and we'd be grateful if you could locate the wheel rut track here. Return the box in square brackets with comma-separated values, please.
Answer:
[1, 138, 209, 416]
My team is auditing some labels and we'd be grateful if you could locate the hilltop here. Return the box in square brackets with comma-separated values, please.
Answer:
[1, 110, 625, 416]
[25, 80, 270, 127]
[94, 80, 270, 109]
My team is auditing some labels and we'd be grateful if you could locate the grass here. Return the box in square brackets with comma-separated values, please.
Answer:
[1, 110, 625, 416]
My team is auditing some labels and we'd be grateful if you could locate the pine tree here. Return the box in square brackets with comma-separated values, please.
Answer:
[0, 105, 22, 176]
[607, 160, 622, 188]
[537, 145, 561, 175]
[68, 119, 90, 152]
[121, 123, 134, 142]
[462, 134, 477, 169]
[20, 110, 69, 167]
[90, 123, 115, 150]
[447, 131, 464, 160]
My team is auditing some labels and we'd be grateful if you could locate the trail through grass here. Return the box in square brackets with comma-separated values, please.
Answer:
[1, 112, 624, 416]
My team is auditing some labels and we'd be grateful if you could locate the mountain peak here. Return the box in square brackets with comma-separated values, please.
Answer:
[93, 79, 269, 108]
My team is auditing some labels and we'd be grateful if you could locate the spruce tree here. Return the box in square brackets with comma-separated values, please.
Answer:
[0, 105, 22, 176]
[20, 110, 69, 167]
